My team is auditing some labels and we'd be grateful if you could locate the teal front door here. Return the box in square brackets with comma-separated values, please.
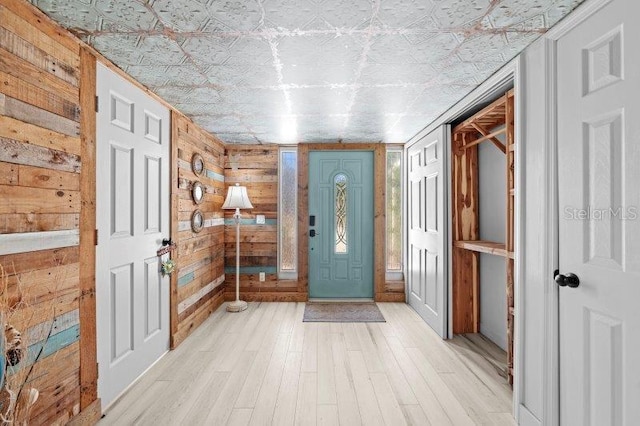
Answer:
[308, 151, 374, 298]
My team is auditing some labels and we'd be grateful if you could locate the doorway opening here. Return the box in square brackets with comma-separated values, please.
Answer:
[307, 151, 375, 299]
[95, 63, 171, 408]
[450, 89, 516, 387]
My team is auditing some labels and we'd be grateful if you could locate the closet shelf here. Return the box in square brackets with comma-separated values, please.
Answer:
[454, 240, 515, 259]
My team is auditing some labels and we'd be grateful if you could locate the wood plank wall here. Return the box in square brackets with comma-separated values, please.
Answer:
[223, 146, 303, 301]
[0, 0, 86, 423]
[225, 144, 404, 303]
[0, 0, 410, 421]
[170, 114, 226, 347]
[0, 0, 231, 422]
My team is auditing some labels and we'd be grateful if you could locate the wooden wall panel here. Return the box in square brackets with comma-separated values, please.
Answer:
[0, 1, 88, 423]
[226, 144, 403, 302]
[78, 46, 97, 411]
[223, 146, 304, 301]
[170, 113, 226, 348]
[1, 1, 231, 422]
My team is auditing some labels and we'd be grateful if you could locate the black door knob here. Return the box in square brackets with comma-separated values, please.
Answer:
[554, 272, 580, 288]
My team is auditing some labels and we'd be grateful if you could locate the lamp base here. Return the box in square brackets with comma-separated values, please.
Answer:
[226, 300, 248, 312]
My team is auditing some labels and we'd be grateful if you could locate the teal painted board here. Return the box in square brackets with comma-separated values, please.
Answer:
[206, 169, 225, 182]
[308, 151, 374, 298]
[178, 271, 195, 287]
[224, 218, 277, 225]
[8, 324, 80, 374]
[225, 266, 277, 275]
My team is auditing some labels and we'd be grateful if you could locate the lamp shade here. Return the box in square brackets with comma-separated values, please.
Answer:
[222, 183, 254, 210]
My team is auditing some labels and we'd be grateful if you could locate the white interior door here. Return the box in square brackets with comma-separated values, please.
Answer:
[407, 125, 449, 337]
[96, 64, 170, 408]
[557, 0, 640, 424]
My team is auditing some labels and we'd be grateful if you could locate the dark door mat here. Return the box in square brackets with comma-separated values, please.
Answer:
[303, 302, 386, 323]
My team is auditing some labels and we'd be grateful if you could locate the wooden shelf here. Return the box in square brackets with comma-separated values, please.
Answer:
[454, 240, 514, 258]
[454, 94, 509, 134]
[452, 88, 515, 386]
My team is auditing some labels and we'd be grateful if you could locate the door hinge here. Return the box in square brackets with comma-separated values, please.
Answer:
[95, 95, 99, 113]
[94, 229, 98, 246]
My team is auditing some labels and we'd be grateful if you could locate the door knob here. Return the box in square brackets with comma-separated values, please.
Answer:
[554, 272, 580, 288]
[162, 238, 173, 246]
[309, 229, 319, 237]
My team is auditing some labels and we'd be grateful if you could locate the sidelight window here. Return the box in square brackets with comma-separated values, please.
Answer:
[278, 148, 298, 279]
[386, 149, 403, 277]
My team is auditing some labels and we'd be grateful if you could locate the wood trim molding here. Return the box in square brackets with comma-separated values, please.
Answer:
[78, 46, 98, 410]
[302, 142, 384, 151]
[373, 144, 386, 300]
[169, 110, 179, 348]
[67, 398, 101, 426]
[297, 144, 309, 297]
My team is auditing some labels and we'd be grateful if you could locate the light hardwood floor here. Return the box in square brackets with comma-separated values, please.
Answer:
[100, 302, 515, 426]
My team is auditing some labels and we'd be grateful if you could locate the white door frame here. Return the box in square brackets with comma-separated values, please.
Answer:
[538, 1, 614, 425]
[405, 55, 524, 417]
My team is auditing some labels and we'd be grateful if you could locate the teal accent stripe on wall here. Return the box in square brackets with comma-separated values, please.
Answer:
[225, 266, 277, 275]
[178, 271, 195, 287]
[8, 324, 80, 374]
[224, 219, 277, 225]
[206, 169, 225, 182]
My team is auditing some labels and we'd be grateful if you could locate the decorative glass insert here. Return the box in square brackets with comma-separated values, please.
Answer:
[335, 174, 348, 253]
[279, 149, 298, 277]
[386, 151, 402, 271]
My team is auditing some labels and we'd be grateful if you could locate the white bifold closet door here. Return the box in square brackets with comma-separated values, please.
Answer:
[407, 125, 449, 338]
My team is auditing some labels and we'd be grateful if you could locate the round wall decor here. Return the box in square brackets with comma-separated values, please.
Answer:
[191, 153, 205, 176]
[191, 209, 204, 233]
[192, 181, 204, 204]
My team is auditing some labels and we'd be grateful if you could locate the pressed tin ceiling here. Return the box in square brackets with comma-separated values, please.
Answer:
[32, 0, 583, 144]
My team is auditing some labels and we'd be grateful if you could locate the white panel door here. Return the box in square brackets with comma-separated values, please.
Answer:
[407, 125, 449, 337]
[557, 0, 640, 424]
[96, 63, 170, 408]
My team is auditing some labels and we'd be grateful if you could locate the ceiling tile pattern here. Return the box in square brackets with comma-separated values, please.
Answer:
[32, 0, 584, 144]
